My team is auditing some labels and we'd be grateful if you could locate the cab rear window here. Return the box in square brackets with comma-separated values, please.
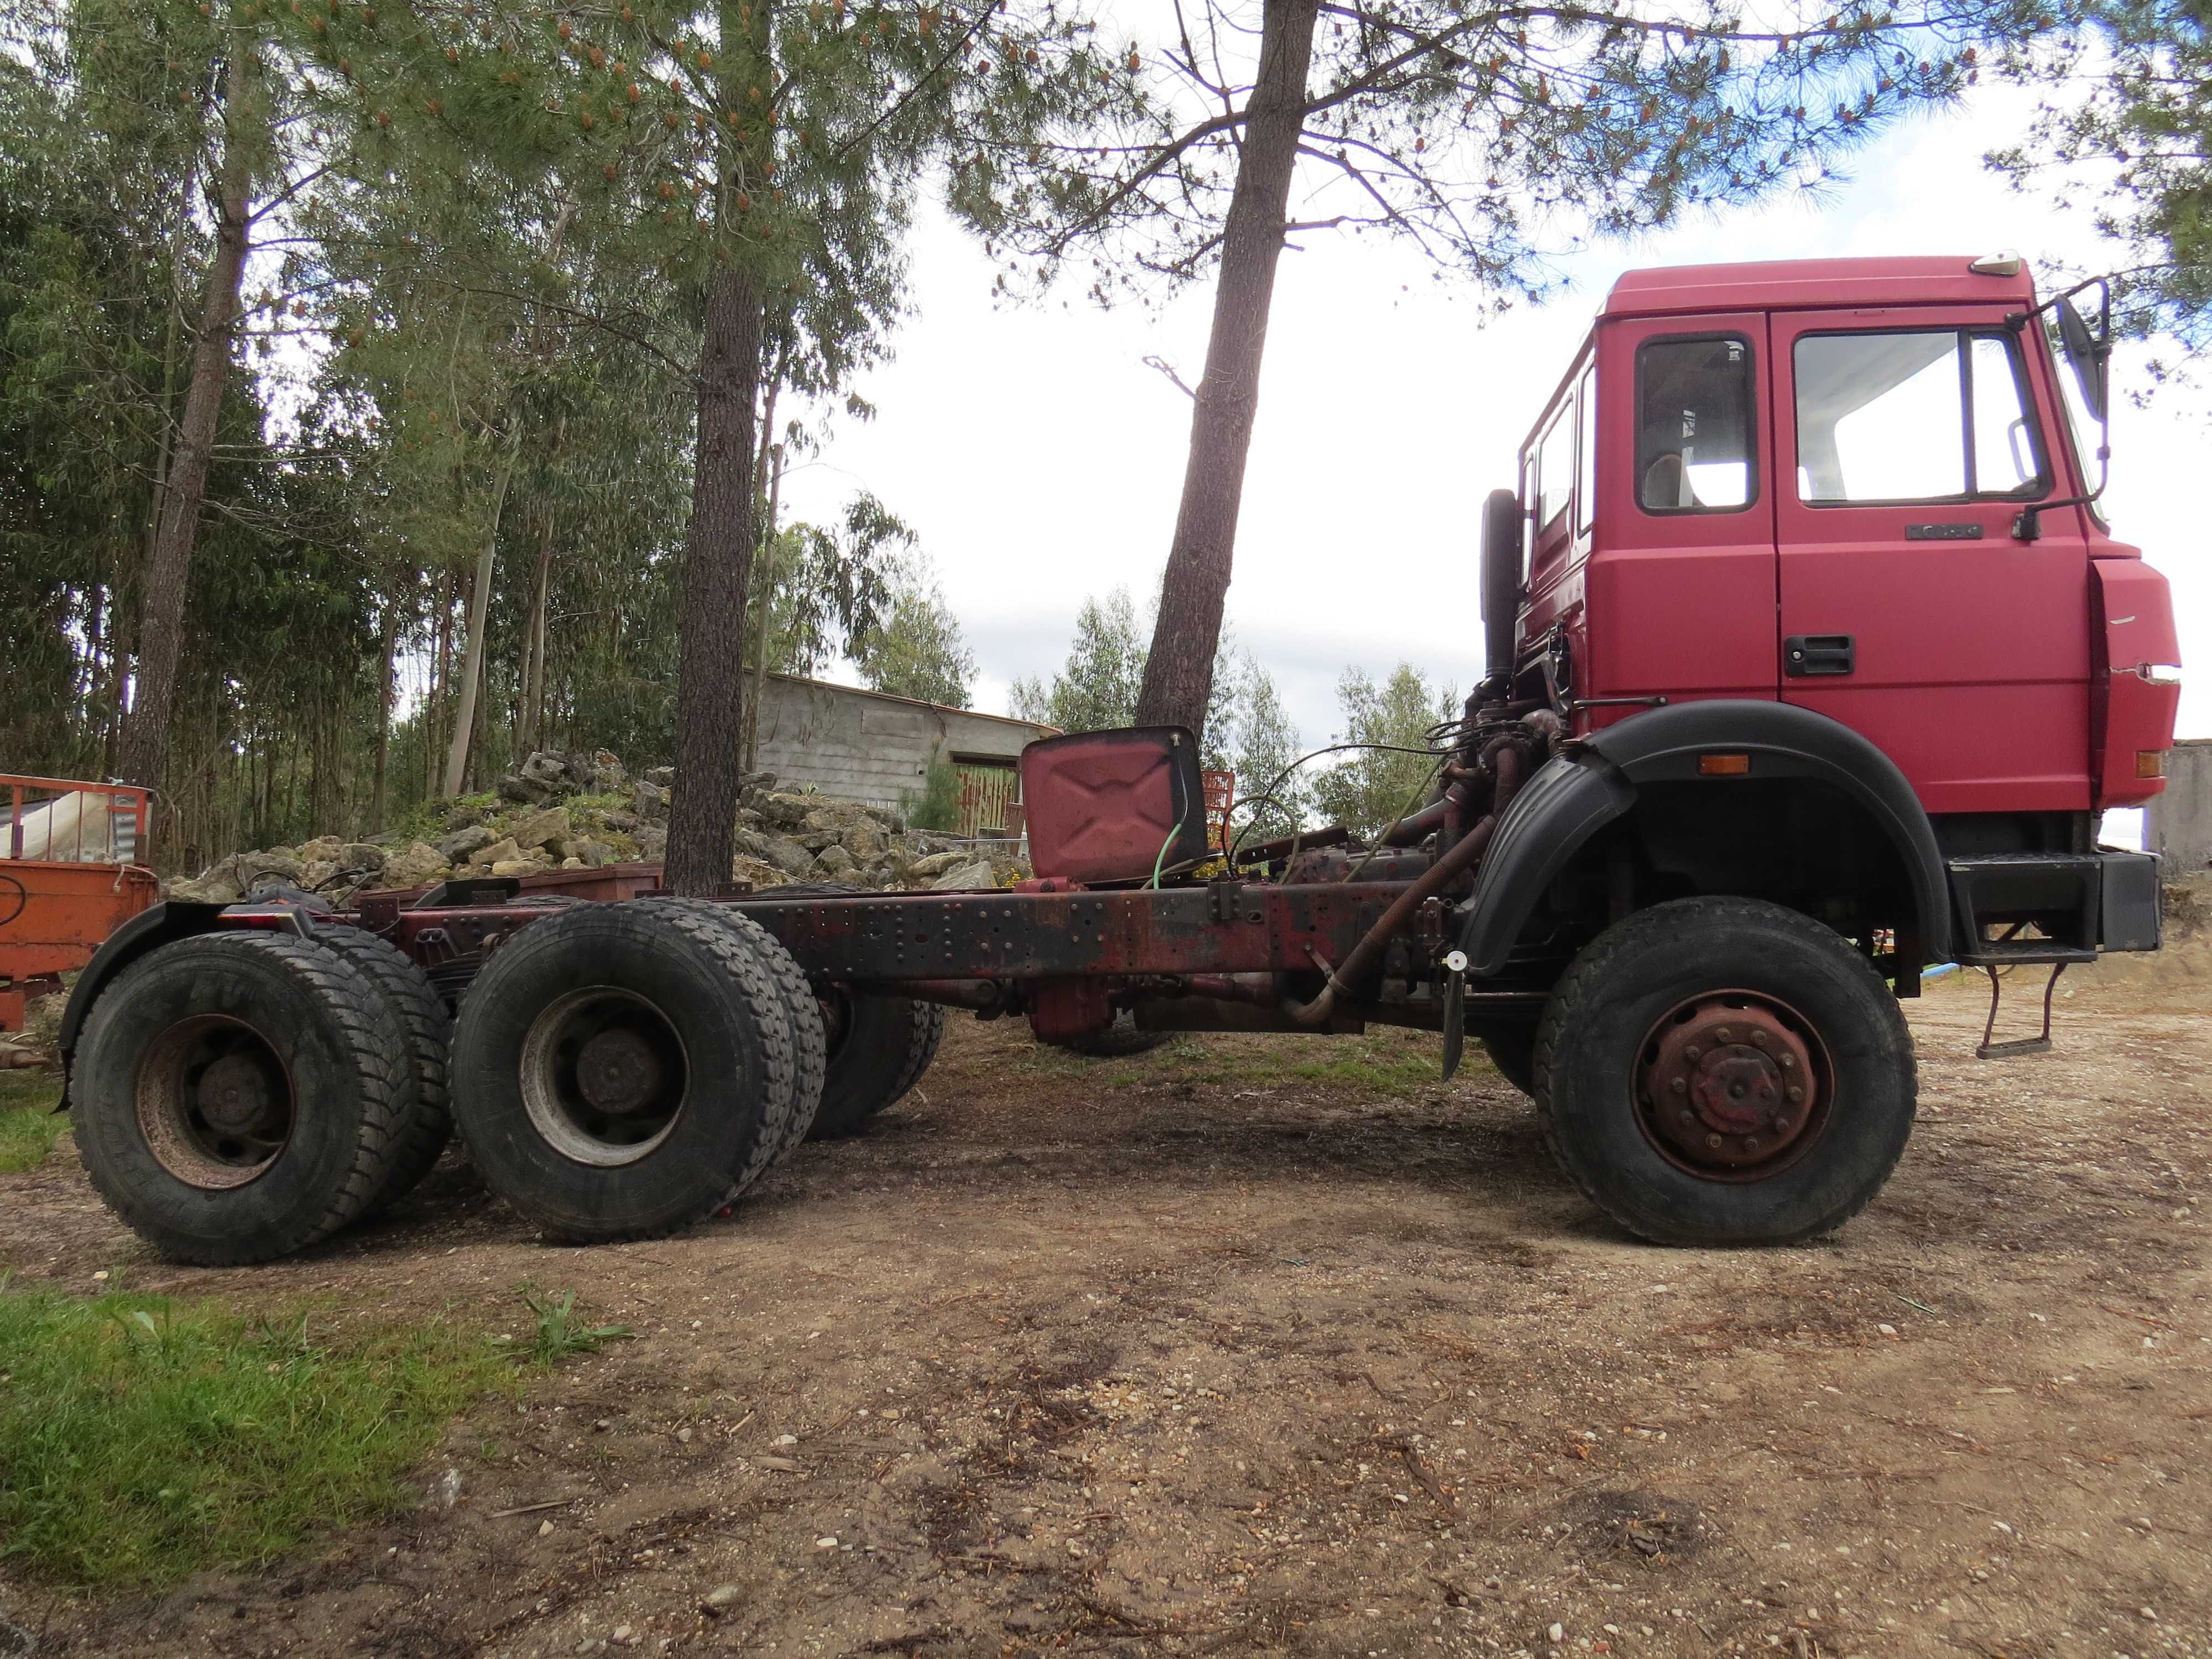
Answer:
[1635, 336, 1756, 513]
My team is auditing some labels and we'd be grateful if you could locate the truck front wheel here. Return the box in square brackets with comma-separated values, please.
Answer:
[1533, 897, 1916, 1245]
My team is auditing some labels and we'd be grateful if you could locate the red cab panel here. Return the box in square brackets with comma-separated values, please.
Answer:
[2092, 558, 2183, 807]
[1770, 305, 2093, 813]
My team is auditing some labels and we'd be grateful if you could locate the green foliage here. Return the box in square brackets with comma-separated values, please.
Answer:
[1212, 649, 1307, 843]
[0, 1073, 65, 1173]
[1025, 0, 1993, 299]
[902, 748, 963, 832]
[0, 1287, 514, 1587]
[854, 572, 977, 707]
[1009, 586, 1146, 732]
[1990, 3, 2212, 349]
[1311, 664, 1454, 838]
[516, 1285, 633, 1365]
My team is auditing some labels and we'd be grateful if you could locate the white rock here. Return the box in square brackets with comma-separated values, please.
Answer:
[1547, 1623, 1564, 1644]
[815, 1535, 839, 1549]
[539, 1519, 555, 1536]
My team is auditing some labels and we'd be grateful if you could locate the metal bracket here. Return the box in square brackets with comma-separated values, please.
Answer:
[1977, 962, 2067, 1060]
[1438, 948, 1469, 1080]
[1207, 877, 1246, 925]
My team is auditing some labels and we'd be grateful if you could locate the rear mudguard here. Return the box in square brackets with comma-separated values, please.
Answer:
[55, 901, 237, 1104]
[1458, 700, 1952, 978]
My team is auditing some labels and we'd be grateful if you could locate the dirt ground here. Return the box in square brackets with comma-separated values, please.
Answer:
[1, 941, 2206, 1659]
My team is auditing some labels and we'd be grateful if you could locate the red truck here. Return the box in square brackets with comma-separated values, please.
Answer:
[55, 254, 2180, 1265]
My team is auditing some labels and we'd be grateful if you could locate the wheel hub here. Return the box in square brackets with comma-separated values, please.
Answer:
[196, 1050, 285, 1136]
[1636, 998, 1820, 1172]
[575, 1028, 665, 1115]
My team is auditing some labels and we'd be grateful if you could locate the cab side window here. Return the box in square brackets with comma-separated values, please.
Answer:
[1635, 336, 1756, 513]
[1793, 329, 2048, 504]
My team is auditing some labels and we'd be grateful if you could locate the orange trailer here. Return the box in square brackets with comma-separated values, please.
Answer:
[0, 775, 159, 1032]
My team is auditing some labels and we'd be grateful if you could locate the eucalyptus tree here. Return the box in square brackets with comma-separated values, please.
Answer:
[295, 1, 1142, 891]
[1006, 0, 2023, 735]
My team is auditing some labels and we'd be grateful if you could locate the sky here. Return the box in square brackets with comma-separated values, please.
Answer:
[775, 80, 2210, 755]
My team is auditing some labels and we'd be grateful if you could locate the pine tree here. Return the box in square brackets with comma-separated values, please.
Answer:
[1005, 0, 2015, 737]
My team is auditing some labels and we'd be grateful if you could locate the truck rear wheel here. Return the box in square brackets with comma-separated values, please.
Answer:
[751, 884, 946, 1140]
[309, 925, 453, 1219]
[1533, 896, 1916, 1245]
[447, 902, 797, 1243]
[637, 896, 826, 1157]
[808, 993, 945, 1139]
[71, 931, 409, 1265]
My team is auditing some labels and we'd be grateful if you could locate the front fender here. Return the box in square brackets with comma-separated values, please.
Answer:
[1460, 752, 1635, 977]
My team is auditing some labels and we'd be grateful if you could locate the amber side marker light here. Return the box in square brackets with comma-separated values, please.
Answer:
[1698, 753, 1752, 776]
[2136, 750, 2168, 780]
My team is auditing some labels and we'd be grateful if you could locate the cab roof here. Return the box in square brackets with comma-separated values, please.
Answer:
[1603, 255, 2038, 318]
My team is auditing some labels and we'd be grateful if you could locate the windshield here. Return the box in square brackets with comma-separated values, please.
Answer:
[2043, 308, 2108, 526]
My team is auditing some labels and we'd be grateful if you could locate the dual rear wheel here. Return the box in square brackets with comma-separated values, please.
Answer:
[72, 928, 441, 1265]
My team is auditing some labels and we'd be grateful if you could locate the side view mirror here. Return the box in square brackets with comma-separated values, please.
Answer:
[2056, 285, 2111, 422]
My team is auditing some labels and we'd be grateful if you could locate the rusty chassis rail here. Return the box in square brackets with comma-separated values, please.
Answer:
[333, 880, 1545, 1032]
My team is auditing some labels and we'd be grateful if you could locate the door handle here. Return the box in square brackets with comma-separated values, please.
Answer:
[1785, 634, 1854, 677]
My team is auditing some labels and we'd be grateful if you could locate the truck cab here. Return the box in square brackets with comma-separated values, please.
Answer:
[1486, 255, 2181, 975]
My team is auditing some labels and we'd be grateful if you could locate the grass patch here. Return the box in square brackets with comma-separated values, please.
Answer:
[0, 1071, 66, 1172]
[0, 1286, 526, 1587]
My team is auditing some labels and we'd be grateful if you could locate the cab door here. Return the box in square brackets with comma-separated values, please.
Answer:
[1772, 307, 2092, 812]
[1580, 312, 1777, 725]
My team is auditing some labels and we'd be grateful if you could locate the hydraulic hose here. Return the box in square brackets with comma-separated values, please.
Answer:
[1284, 742, 1526, 1027]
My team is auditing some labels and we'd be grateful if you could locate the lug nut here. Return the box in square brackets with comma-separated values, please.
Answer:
[1670, 1077, 1687, 1094]
[1779, 1052, 1796, 1069]
[1683, 1045, 1700, 1062]
[1705, 1133, 1723, 1150]
[1751, 1030, 1771, 1049]
[1714, 1026, 1732, 1044]
[1787, 1086, 1803, 1103]
[1744, 1136, 1761, 1153]
[1680, 1110, 1695, 1126]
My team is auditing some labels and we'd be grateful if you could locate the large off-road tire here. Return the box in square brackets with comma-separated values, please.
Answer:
[749, 883, 946, 1140]
[637, 896, 826, 1157]
[1533, 896, 1916, 1245]
[72, 931, 410, 1265]
[1473, 1023, 1537, 1096]
[309, 924, 453, 1219]
[448, 902, 799, 1243]
[809, 993, 945, 1139]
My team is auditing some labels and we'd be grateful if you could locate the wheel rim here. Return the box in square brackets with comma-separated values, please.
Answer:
[1631, 990, 1835, 1182]
[135, 1016, 295, 1188]
[519, 987, 690, 1166]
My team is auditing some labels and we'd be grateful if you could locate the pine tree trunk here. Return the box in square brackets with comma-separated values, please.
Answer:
[115, 35, 257, 789]
[743, 444, 785, 775]
[665, 263, 767, 895]
[1133, 0, 1319, 739]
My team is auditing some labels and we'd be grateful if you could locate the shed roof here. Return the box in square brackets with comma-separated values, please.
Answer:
[765, 671, 1059, 736]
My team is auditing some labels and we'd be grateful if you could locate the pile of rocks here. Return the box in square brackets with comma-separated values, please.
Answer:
[165, 747, 1027, 905]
